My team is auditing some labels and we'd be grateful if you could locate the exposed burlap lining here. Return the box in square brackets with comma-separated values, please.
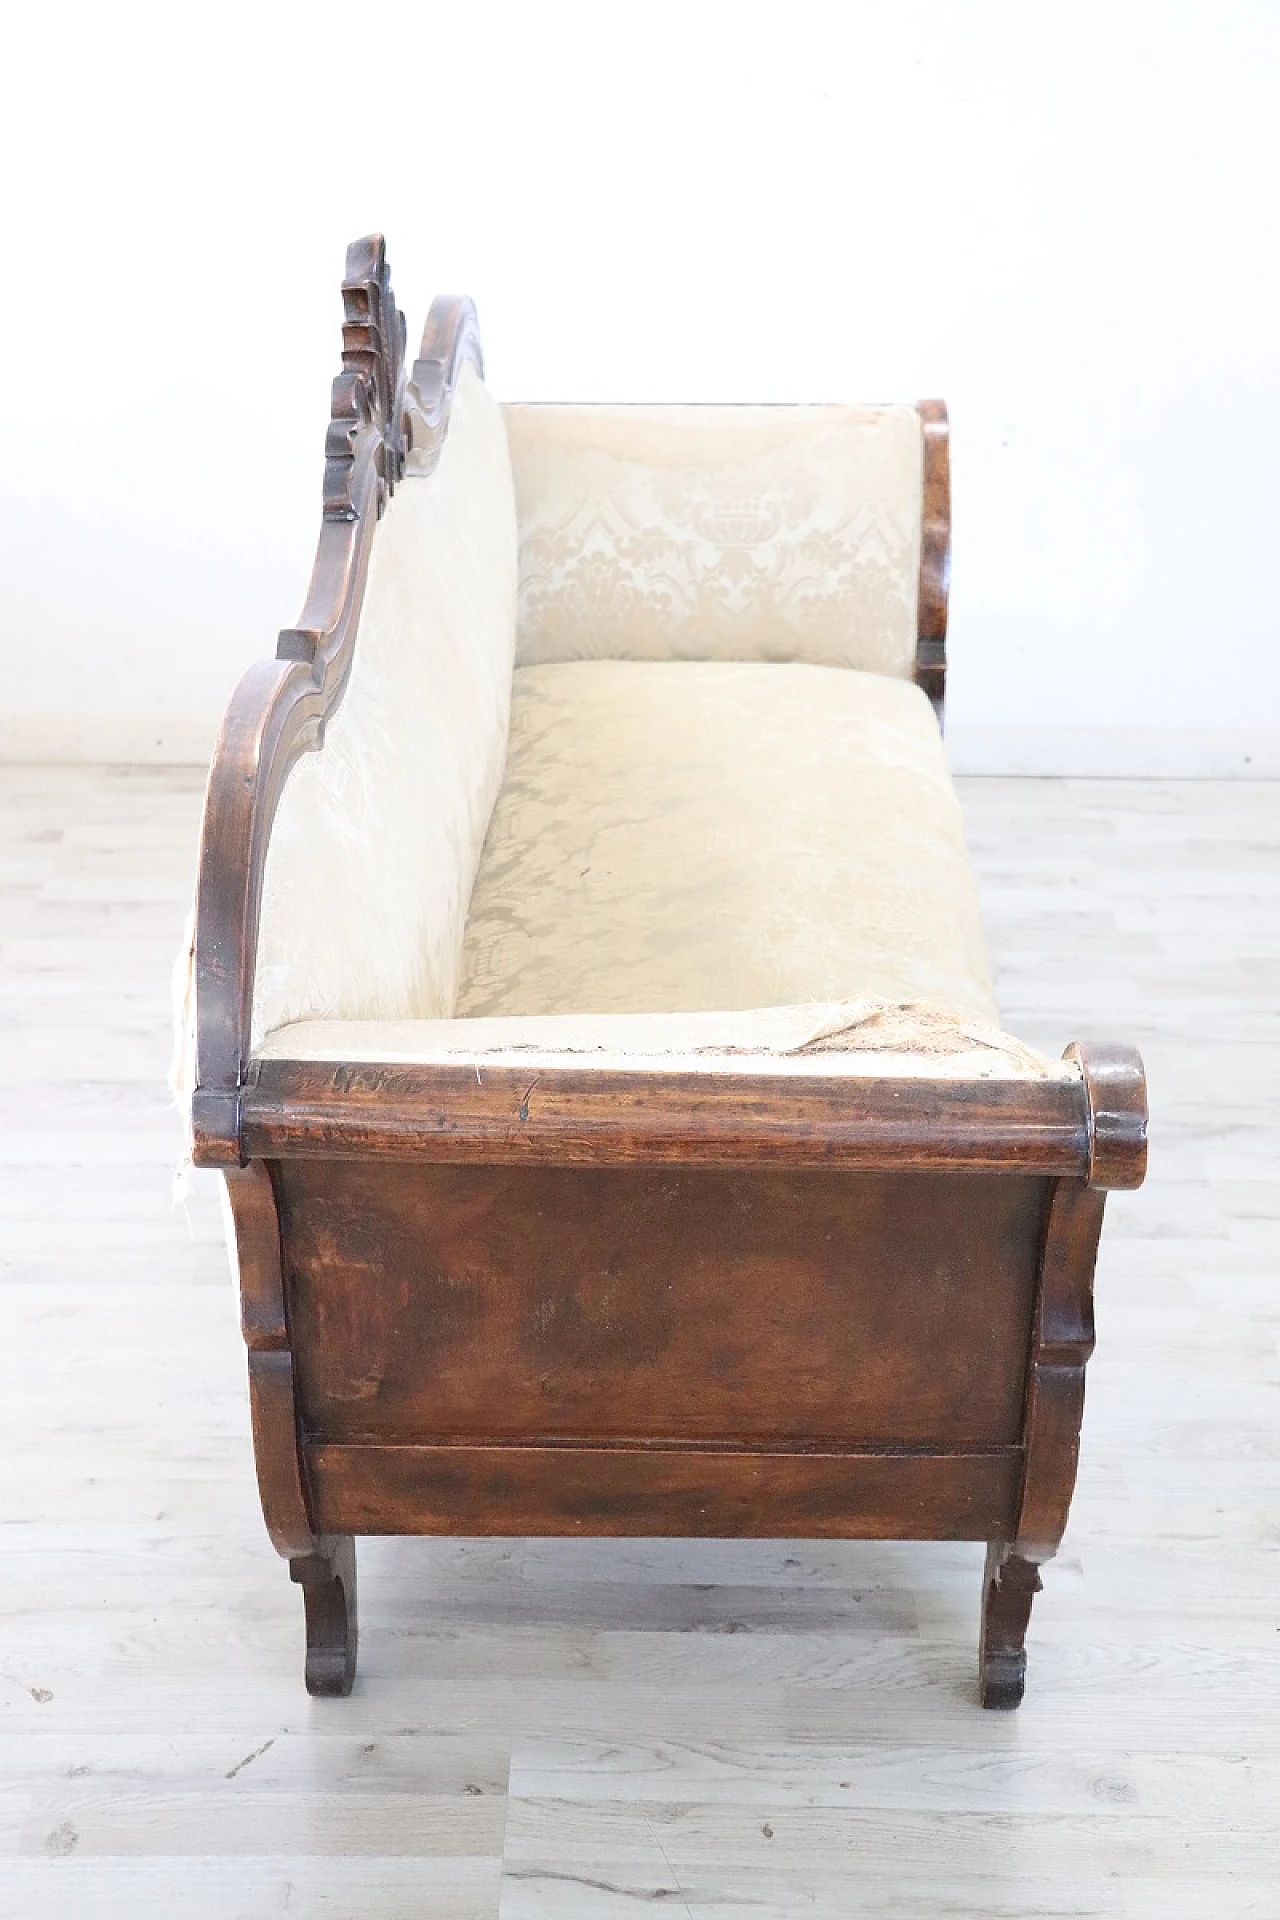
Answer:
[255, 998, 1068, 1081]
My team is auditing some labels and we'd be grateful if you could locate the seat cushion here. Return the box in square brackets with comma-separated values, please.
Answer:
[456, 660, 998, 1028]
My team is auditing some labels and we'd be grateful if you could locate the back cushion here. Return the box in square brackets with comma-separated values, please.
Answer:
[251, 365, 517, 1048]
[503, 403, 923, 674]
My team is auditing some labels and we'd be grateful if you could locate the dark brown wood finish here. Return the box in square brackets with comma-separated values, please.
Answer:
[978, 1044, 1145, 1707]
[278, 1163, 1047, 1447]
[915, 398, 950, 722]
[289, 1538, 358, 1698]
[1067, 1039, 1149, 1189]
[979, 1543, 1042, 1710]
[222, 1162, 357, 1695]
[244, 1058, 1093, 1175]
[194, 242, 1147, 1704]
[309, 1445, 1022, 1541]
[981, 1178, 1106, 1706]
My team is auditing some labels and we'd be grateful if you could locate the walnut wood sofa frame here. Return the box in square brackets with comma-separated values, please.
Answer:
[190, 237, 1147, 1706]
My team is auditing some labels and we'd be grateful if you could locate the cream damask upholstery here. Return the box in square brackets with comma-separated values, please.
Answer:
[503, 404, 923, 675]
[456, 660, 996, 1027]
[251, 365, 517, 1050]
[237, 378, 1045, 1085]
[257, 661, 1046, 1076]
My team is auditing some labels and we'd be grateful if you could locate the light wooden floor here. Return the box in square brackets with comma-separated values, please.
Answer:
[1, 765, 1277, 1917]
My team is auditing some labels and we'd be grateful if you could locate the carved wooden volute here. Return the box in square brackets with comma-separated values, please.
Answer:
[323, 235, 410, 522]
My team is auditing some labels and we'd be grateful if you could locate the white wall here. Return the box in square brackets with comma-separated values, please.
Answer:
[3, 1, 1278, 770]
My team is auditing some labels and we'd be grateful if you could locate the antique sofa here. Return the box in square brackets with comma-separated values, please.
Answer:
[182, 236, 1146, 1707]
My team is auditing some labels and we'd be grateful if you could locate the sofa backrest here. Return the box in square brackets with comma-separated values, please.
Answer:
[503, 403, 924, 675]
[251, 363, 517, 1047]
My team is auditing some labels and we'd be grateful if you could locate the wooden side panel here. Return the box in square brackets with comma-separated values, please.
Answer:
[307, 1442, 1021, 1540]
[276, 1161, 1048, 1450]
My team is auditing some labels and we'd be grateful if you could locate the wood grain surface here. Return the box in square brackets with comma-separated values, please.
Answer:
[308, 1442, 1021, 1539]
[245, 1057, 1095, 1173]
[278, 1161, 1045, 1447]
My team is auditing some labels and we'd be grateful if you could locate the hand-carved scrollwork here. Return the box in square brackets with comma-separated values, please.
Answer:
[341, 234, 406, 428]
[323, 234, 411, 524]
[407, 293, 485, 474]
[321, 369, 377, 524]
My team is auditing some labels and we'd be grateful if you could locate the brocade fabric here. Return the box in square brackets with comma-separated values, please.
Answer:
[503, 403, 923, 675]
[251, 366, 518, 1048]
[456, 660, 998, 1027]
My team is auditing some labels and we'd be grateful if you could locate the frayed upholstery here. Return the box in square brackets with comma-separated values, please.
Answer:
[257, 999, 1060, 1081]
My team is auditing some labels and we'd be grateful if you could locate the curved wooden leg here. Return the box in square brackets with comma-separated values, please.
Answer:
[290, 1536, 358, 1696]
[977, 1084, 1147, 1714]
[223, 1169, 362, 1696]
[980, 1541, 1041, 1709]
